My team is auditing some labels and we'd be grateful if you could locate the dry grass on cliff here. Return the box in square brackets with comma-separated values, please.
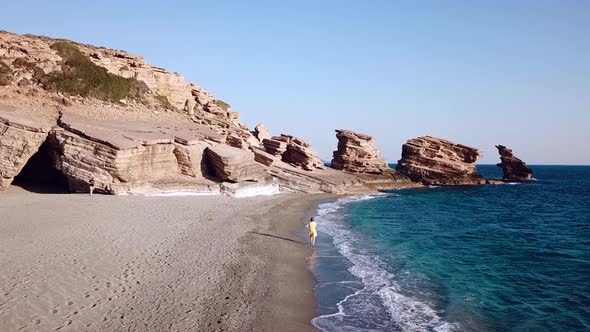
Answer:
[213, 99, 230, 111]
[45, 41, 149, 102]
[0, 60, 12, 86]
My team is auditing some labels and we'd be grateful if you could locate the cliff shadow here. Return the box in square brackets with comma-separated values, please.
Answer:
[12, 136, 69, 194]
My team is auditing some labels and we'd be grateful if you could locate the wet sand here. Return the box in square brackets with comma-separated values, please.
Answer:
[0, 189, 330, 331]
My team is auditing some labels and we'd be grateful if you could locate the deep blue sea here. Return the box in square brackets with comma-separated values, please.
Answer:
[310, 165, 590, 332]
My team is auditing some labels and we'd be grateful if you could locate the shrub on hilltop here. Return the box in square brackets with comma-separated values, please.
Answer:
[46, 41, 149, 102]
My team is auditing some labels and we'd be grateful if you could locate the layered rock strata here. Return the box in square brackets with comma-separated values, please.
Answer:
[396, 136, 485, 185]
[496, 145, 533, 181]
[0, 31, 425, 195]
[262, 135, 324, 171]
[331, 129, 389, 173]
[280, 135, 325, 171]
[206, 145, 267, 182]
[0, 105, 55, 189]
[54, 112, 223, 194]
[0, 30, 260, 154]
[262, 137, 288, 156]
[253, 123, 271, 142]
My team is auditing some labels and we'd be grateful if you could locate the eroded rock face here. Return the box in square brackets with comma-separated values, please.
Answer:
[496, 145, 533, 181]
[0, 31, 260, 153]
[331, 129, 389, 173]
[261, 135, 323, 171]
[206, 144, 267, 182]
[0, 105, 54, 189]
[396, 136, 485, 185]
[0, 31, 426, 196]
[252, 147, 278, 167]
[254, 123, 271, 142]
[262, 137, 288, 157]
[54, 112, 223, 193]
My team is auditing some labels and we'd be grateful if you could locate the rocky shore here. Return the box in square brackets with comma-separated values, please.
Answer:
[0, 31, 529, 196]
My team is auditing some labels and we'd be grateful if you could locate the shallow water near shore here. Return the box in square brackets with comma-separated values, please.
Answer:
[310, 165, 590, 332]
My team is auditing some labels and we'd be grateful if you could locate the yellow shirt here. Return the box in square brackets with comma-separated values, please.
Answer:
[309, 221, 317, 236]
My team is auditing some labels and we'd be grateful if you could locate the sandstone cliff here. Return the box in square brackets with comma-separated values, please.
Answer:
[396, 136, 486, 185]
[0, 105, 55, 189]
[0, 31, 417, 195]
[496, 145, 533, 181]
[331, 129, 390, 174]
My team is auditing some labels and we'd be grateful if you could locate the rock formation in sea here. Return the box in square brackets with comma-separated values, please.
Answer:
[331, 129, 390, 174]
[0, 30, 417, 195]
[496, 145, 533, 181]
[396, 136, 486, 185]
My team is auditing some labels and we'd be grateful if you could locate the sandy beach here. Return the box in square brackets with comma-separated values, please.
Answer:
[0, 189, 330, 331]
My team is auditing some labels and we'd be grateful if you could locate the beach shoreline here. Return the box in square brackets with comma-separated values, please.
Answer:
[0, 188, 335, 332]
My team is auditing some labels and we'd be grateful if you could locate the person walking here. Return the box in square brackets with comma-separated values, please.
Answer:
[308, 217, 317, 248]
[89, 178, 95, 196]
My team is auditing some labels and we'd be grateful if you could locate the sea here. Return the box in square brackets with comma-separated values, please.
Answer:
[309, 165, 590, 332]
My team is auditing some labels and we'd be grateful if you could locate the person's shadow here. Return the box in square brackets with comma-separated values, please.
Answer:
[248, 231, 307, 246]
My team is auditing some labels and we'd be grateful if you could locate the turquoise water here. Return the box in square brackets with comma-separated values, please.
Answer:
[311, 165, 590, 331]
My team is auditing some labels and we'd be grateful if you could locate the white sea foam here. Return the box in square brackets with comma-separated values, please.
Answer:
[119, 183, 281, 198]
[312, 195, 460, 332]
[120, 190, 220, 197]
[224, 183, 281, 198]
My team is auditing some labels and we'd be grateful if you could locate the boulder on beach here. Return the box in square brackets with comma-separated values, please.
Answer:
[206, 144, 267, 182]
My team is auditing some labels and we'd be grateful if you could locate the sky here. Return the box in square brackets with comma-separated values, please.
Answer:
[2, 1, 589, 164]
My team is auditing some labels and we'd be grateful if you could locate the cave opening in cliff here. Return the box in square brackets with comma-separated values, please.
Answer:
[12, 136, 69, 193]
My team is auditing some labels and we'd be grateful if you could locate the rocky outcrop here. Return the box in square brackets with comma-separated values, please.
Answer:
[252, 147, 278, 167]
[262, 137, 288, 156]
[331, 129, 389, 173]
[269, 161, 417, 194]
[54, 112, 223, 193]
[253, 123, 271, 142]
[496, 145, 533, 181]
[0, 105, 55, 189]
[280, 135, 324, 171]
[0, 31, 260, 154]
[396, 136, 485, 185]
[262, 135, 324, 171]
[0, 31, 453, 196]
[206, 145, 267, 182]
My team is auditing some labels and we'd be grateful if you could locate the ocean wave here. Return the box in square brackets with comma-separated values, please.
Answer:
[312, 196, 459, 332]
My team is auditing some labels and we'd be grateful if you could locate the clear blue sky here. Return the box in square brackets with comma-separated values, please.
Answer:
[2, 1, 589, 164]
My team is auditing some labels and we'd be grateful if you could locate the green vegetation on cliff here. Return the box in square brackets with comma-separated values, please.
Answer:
[213, 99, 230, 111]
[47, 41, 148, 101]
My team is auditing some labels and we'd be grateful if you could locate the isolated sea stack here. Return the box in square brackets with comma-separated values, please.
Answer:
[396, 136, 485, 185]
[331, 129, 390, 174]
[496, 145, 533, 181]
